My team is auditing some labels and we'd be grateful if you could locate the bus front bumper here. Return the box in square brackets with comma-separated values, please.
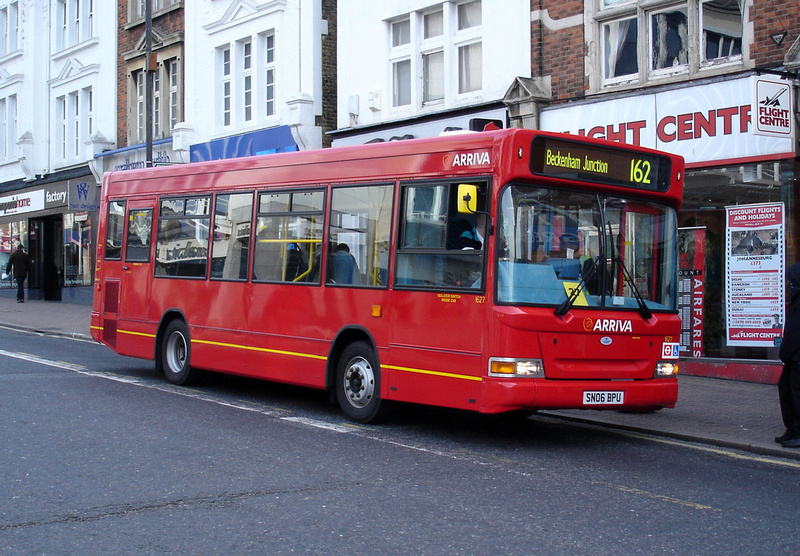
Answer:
[479, 377, 678, 414]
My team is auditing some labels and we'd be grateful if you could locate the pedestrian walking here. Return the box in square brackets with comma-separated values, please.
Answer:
[777, 262, 800, 448]
[5, 243, 30, 303]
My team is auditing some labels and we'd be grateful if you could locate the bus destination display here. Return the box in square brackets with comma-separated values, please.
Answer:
[529, 136, 672, 192]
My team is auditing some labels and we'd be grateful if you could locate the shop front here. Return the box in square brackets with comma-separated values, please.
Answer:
[539, 73, 798, 383]
[0, 171, 99, 304]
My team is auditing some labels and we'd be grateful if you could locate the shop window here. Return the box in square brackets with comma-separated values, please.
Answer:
[253, 190, 324, 283]
[327, 184, 393, 287]
[64, 212, 93, 286]
[211, 192, 253, 281]
[0, 220, 27, 287]
[155, 196, 211, 278]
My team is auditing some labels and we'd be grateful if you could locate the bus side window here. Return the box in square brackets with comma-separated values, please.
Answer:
[326, 184, 392, 287]
[105, 200, 126, 260]
[396, 181, 486, 289]
[211, 192, 253, 281]
[125, 208, 153, 263]
[155, 196, 211, 278]
[253, 190, 324, 284]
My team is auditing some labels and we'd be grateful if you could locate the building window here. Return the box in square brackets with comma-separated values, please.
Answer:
[55, 87, 92, 163]
[422, 10, 444, 103]
[216, 34, 276, 129]
[241, 39, 253, 122]
[56, 0, 93, 50]
[0, 94, 16, 161]
[458, 42, 482, 93]
[167, 58, 180, 131]
[594, 0, 744, 89]
[152, 68, 161, 138]
[702, 0, 742, 62]
[388, 1, 483, 110]
[651, 8, 688, 74]
[390, 18, 411, 107]
[134, 0, 178, 20]
[135, 70, 145, 141]
[603, 17, 638, 81]
[220, 46, 231, 126]
[0, 1, 19, 57]
[264, 32, 276, 117]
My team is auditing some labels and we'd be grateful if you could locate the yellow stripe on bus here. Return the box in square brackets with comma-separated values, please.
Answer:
[383, 364, 483, 382]
[117, 329, 478, 381]
[118, 329, 157, 338]
[192, 338, 327, 361]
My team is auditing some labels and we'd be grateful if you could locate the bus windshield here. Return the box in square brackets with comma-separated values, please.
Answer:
[497, 184, 677, 312]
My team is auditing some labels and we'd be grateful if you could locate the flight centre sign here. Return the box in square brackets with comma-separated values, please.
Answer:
[540, 75, 794, 166]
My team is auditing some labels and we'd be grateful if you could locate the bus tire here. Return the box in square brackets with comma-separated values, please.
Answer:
[159, 320, 200, 386]
[335, 341, 392, 423]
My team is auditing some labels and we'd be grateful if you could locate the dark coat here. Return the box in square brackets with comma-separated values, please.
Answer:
[6, 247, 30, 280]
[780, 263, 800, 363]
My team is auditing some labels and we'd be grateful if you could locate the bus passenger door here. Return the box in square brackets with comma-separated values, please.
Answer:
[118, 201, 155, 321]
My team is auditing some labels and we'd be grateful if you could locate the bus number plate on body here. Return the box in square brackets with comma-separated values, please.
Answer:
[583, 391, 624, 405]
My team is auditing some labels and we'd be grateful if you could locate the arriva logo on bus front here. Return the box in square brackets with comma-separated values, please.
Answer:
[446, 151, 491, 167]
[583, 317, 633, 333]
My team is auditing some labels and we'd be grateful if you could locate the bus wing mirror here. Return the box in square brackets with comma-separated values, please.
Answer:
[458, 184, 478, 213]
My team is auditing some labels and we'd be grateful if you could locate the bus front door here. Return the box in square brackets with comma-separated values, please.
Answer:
[118, 201, 155, 322]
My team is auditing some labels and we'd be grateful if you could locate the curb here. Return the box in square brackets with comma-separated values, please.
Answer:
[539, 411, 800, 462]
[0, 323, 96, 343]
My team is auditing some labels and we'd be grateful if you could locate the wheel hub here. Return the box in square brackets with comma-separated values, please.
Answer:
[344, 357, 374, 408]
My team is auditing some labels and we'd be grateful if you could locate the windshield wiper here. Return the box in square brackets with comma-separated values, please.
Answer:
[554, 258, 597, 317]
[615, 257, 652, 320]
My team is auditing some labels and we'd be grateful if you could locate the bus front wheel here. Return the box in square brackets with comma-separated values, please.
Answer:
[335, 341, 392, 423]
[159, 320, 200, 386]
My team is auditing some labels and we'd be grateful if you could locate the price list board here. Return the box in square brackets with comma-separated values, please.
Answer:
[725, 203, 785, 347]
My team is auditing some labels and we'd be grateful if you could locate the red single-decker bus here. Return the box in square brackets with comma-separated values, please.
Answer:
[91, 129, 683, 423]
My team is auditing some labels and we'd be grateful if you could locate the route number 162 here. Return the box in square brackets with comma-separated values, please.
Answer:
[630, 159, 651, 185]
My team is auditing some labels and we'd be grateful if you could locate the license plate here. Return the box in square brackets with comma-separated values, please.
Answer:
[583, 391, 624, 405]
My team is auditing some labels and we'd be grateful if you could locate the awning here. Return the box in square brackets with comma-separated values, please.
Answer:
[190, 126, 298, 162]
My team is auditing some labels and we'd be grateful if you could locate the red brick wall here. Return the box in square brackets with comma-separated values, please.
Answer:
[321, 0, 337, 148]
[750, 0, 800, 68]
[117, 2, 185, 149]
[531, 1, 586, 103]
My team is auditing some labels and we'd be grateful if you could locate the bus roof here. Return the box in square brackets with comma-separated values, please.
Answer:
[104, 129, 684, 207]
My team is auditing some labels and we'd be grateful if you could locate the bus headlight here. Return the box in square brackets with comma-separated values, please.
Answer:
[654, 361, 679, 377]
[489, 358, 545, 378]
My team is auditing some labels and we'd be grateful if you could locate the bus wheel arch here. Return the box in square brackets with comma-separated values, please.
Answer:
[328, 328, 392, 423]
[155, 310, 201, 386]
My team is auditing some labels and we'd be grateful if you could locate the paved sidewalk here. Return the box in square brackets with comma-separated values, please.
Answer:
[0, 297, 797, 461]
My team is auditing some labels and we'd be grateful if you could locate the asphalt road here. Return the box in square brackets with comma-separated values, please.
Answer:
[1, 328, 799, 554]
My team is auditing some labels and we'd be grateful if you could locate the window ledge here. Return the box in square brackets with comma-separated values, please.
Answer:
[51, 37, 100, 62]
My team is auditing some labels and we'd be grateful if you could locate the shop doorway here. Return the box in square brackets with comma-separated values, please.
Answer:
[29, 215, 63, 301]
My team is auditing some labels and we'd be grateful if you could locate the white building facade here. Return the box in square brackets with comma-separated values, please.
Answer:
[332, 0, 532, 146]
[0, 0, 117, 303]
[183, 0, 331, 160]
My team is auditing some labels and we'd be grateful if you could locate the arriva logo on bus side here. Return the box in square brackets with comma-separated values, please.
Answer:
[446, 151, 491, 167]
[583, 317, 633, 333]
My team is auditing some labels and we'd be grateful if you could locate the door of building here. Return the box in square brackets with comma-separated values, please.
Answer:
[29, 215, 63, 301]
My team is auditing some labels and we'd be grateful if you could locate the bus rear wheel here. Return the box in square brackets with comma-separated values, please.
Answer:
[335, 341, 392, 423]
[159, 320, 201, 386]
